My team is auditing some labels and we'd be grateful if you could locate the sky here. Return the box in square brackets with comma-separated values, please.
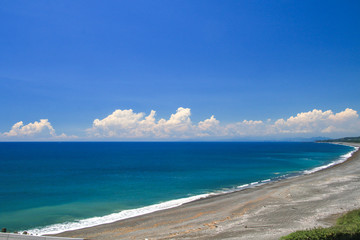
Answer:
[1, 0, 360, 141]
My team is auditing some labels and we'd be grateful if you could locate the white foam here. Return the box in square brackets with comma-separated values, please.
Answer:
[303, 146, 359, 175]
[25, 194, 210, 236]
[237, 184, 249, 189]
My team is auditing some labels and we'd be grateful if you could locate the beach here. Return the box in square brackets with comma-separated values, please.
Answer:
[51, 143, 360, 240]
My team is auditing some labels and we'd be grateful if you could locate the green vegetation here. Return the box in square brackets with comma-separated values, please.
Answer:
[317, 136, 360, 143]
[280, 209, 360, 240]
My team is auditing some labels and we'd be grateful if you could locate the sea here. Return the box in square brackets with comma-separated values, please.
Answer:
[0, 142, 356, 235]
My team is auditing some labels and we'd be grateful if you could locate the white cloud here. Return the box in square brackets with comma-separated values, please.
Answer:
[4, 108, 358, 140]
[271, 108, 360, 134]
[156, 107, 194, 137]
[54, 133, 78, 139]
[91, 109, 147, 137]
[329, 108, 359, 122]
[3, 119, 56, 137]
[2, 119, 75, 139]
[88, 107, 360, 139]
[198, 115, 221, 136]
[225, 120, 265, 136]
[88, 107, 196, 138]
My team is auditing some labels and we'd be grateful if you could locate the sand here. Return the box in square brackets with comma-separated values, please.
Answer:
[54, 143, 360, 240]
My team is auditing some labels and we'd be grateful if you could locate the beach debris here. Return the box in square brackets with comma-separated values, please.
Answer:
[23, 231, 28, 235]
[1, 228, 6, 232]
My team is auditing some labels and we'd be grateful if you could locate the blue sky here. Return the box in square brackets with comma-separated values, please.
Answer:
[1, 0, 360, 140]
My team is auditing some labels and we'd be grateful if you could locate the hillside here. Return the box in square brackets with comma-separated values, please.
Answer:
[317, 136, 360, 143]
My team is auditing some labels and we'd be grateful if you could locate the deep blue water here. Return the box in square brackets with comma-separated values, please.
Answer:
[0, 142, 354, 233]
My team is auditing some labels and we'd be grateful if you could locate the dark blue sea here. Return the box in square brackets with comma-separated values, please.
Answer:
[0, 142, 356, 235]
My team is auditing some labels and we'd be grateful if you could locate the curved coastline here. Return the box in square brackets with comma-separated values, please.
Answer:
[47, 142, 360, 239]
[23, 143, 356, 236]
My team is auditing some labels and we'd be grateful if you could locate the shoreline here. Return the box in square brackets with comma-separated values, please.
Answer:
[51, 142, 360, 239]
[26, 143, 355, 236]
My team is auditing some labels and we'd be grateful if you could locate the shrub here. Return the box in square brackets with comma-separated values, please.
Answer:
[281, 209, 360, 240]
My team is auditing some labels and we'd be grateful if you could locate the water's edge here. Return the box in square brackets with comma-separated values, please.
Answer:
[25, 143, 358, 236]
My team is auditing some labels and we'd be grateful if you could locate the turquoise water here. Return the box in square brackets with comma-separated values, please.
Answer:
[0, 142, 354, 234]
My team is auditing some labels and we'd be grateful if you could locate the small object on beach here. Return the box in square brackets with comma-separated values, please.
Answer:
[244, 225, 247, 228]
[23, 231, 28, 235]
[1, 228, 6, 232]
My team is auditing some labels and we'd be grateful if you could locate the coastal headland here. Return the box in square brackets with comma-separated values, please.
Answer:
[54, 143, 360, 240]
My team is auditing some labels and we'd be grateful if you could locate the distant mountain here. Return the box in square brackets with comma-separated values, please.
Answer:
[317, 136, 360, 143]
[281, 137, 331, 142]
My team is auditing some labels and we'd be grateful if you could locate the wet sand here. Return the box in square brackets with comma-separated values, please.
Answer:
[54, 143, 360, 240]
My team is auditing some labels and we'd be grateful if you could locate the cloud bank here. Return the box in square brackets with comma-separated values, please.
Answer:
[1, 108, 359, 140]
[87, 107, 360, 139]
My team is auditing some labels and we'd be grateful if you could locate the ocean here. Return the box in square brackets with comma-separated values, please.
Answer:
[0, 142, 356, 235]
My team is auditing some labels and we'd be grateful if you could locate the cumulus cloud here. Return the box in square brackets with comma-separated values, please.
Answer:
[91, 109, 147, 137]
[3, 119, 56, 137]
[197, 115, 221, 136]
[5, 108, 358, 140]
[88, 107, 197, 138]
[2, 119, 75, 139]
[88, 107, 360, 139]
[272, 108, 360, 134]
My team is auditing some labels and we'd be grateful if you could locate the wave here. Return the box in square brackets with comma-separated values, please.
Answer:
[25, 145, 359, 236]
